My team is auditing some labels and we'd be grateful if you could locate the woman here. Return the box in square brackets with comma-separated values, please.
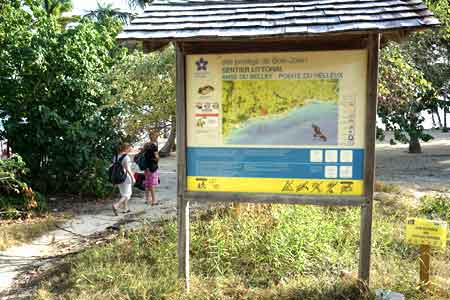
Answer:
[144, 132, 160, 205]
[112, 143, 135, 216]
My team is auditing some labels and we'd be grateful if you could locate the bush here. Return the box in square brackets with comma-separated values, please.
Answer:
[419, 194, 450, 221]
[0, 3, 125, 197]
[0, 154, 46, 217]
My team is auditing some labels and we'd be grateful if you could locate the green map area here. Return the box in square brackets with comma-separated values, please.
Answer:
[222, 79, 340, 139]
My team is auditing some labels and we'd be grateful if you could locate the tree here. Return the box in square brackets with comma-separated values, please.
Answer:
[0, 1, 127, 195]
[42, 0, 72, 16]
[41, 0, 79, 27]
[127, 0, 153, 9]
[378, 44, 436, 153]
[104, 47, 176, 156]
[377, 0, 449, 151]
[84, 2, 133, 24]
[402, 0, 450, 131]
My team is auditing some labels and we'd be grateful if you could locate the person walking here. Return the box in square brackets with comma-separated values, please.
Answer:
[112, 143, 135, 216]
[144, 132, 160, 205]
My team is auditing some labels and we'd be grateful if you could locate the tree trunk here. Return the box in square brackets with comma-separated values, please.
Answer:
[443, 107, 448, 132]
[159, 121, 176, 158]
[435, 108, 443, 128]
[408, 137, 422, 154]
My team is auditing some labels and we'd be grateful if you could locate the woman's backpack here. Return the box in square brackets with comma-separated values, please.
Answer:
[145, 143, 159, 172]
[108, 154, 127, 184]
[134, 152, 147, 171]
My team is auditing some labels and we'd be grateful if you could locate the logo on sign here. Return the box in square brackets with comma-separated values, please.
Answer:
[196, 57, 208, 71]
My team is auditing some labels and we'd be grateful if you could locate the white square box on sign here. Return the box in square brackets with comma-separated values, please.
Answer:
[310, 150, 323, 163]
[340, 150, 353, 163]
[325, 150, 338, 163]
[340, 166, 353, 178]
[325, 166, 338, 178]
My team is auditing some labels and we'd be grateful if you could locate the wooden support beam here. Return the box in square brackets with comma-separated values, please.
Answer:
[181, 36, 367, 54]
[175, 42, 190, 289]
[420, 245, 431, 285]
[185, 192, 367, 206]
[358, 33, 380, 284]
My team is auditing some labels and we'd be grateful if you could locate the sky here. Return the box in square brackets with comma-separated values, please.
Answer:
[71, 0, 131, 15]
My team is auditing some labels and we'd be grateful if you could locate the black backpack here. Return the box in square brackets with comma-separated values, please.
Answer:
[108, 154, 127, 184]
[134, 152, 147, 171]
[144, 143, 159, 172]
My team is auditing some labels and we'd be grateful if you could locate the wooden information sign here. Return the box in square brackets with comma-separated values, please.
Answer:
[406, 218, 448, 249]
[117, 0, 439, 291]
[175, 36, 380, 288]
[405, 218, 448, 285]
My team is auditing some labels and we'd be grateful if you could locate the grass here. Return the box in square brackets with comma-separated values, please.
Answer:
[374, 181, 402, 194]
[0, 214, 69, 251]
[32, 194, 450, 300]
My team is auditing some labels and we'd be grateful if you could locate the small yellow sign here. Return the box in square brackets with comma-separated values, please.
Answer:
[405, 218, 448, 249]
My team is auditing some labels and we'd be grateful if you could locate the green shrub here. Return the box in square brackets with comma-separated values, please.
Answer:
[0, 154, 29, 194]
[419, 194, 450, 221]
[0, 2, 125, 197]
[0, 154, 46, 217]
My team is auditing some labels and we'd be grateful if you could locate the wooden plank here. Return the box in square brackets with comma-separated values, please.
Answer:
[358, 33, 380, 284]
[181, 36, 367, 54]
[184, 192, 368, 206]
[175, 42, 190, 289]
[419, 245, 431, 285]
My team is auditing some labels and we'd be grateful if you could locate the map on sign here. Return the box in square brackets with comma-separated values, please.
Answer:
[185, 50, 367, 196]
[405, 218, 448, 249]
[222, 80, 339, 145]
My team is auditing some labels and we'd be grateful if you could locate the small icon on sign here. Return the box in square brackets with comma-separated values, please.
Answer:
[340, 181, 354, 193]
[327, 182, 338, 194]
[195, 178, 208, 190]
[282, 180, 294, 192]
[198, 85, 214, 95]
[196, 57, 208, 71]
[296, 182, 309, 192]
[311, 182, 322, 193]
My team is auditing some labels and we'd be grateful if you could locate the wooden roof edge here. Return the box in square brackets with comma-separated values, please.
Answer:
[118, 40, 171, 53]
[117, 23, 439, 44]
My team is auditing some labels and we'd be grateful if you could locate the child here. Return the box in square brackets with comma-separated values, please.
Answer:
[144, 132, 160, 205]
[112, 143, 135, 216]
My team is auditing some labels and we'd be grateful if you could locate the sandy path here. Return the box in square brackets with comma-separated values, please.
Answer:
[0, 156, 180, 297]
[376, 131, 450, 191]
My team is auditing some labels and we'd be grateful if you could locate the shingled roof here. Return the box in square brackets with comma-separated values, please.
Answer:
[118, 0, 439, 40]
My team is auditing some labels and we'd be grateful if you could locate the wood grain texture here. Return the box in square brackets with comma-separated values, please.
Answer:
[175, 42, 190, 289]
[180, 36, 367, 54]
[420, 245, 431, 284]
[358, 33, 379, 284]
[184, 192, 368, 206]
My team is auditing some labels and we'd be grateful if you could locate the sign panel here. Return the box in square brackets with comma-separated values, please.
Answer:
[186, 50, 368, 196]
[406, 218, 448, 249]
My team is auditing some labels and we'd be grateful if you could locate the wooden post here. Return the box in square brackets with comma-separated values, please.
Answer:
[419, 245, 431, 285]
[176, 42, 190, 290]
[358, 33, 380, 284]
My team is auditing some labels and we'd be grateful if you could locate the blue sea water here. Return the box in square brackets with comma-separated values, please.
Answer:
[225, 101, 338, 145]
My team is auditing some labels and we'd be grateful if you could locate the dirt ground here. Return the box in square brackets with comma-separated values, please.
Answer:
[376, 130, 450, 191]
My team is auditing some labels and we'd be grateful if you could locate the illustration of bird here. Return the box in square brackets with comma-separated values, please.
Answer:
[198, 85, 215, 95]
[312, 124, 327, 142]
